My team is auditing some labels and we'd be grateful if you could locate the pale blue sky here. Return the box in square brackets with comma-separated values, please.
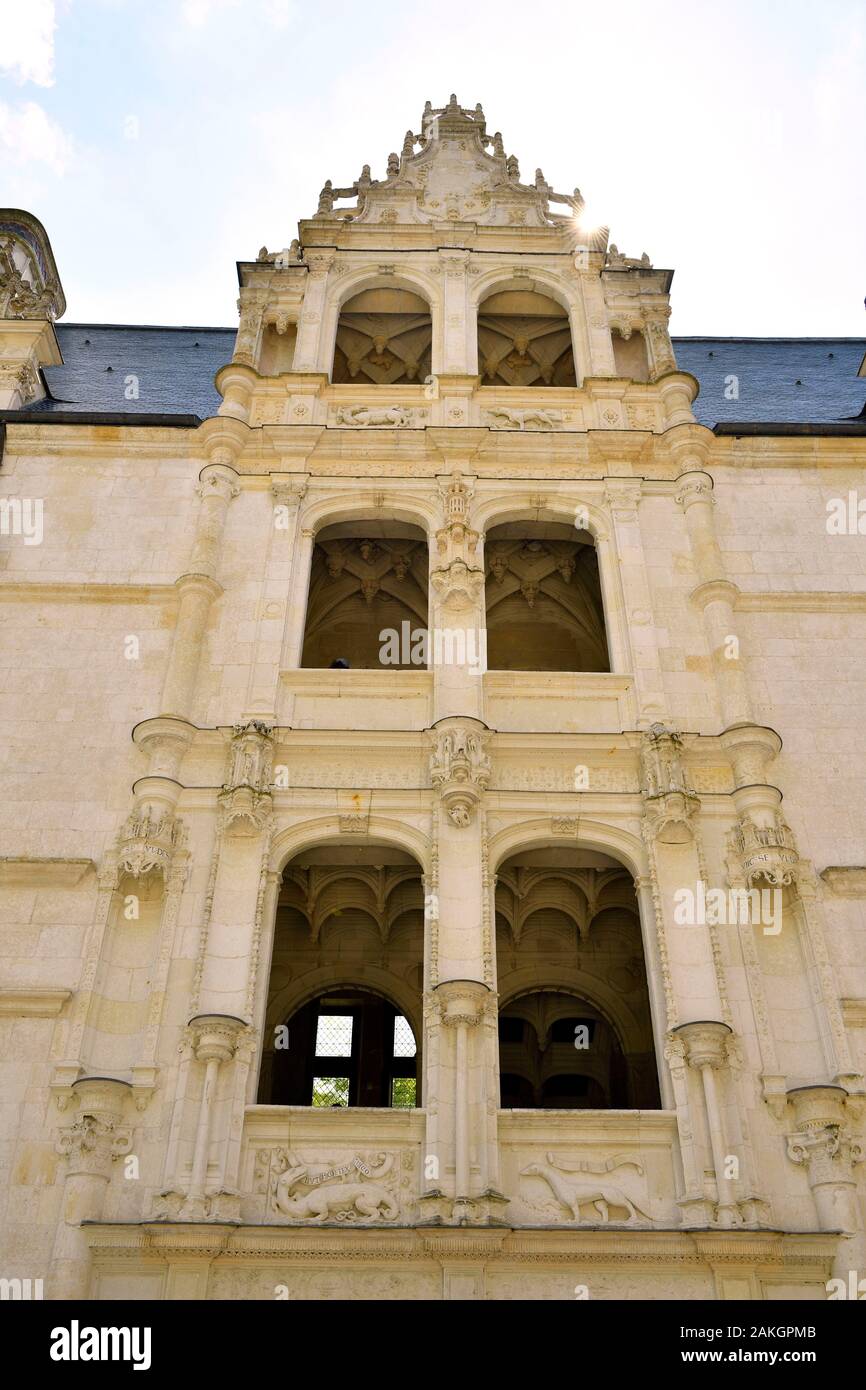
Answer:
[1, 0, 864, 334]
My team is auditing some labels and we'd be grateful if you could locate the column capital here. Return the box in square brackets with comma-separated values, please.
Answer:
[671, 1020, 732, 1069]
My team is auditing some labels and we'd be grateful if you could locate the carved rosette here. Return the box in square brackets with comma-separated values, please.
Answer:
[218, 720, 274, 835]
[726, 811, 799, 887]
[429, 718, 491, 827]
[640, 723, 701, 844]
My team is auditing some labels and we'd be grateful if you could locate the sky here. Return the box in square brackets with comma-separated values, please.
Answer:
[1, 0, 864, 335]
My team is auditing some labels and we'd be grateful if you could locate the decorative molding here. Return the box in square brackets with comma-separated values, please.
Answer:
[821, 866, 866, 897]
[0, 856, 92, 887]
[0, 987, 72, 1017]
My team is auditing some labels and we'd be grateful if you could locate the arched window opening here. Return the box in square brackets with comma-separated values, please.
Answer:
[485, 522, 609, 672]
[478, 287, 575, 387]
[332, 286, 432, 384]
[257, 845, 424, 1107]
[496, 847, 660, 1110]
[267, 989, 417, 1108]
[301, 520, 429, 669]
[611, 327, 649, 382]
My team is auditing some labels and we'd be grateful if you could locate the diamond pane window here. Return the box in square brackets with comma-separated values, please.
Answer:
[315, 1015, 353, 1057]
[312, 1076, 350, 1107]
[391, 1077, 416, 1108]
[393, 1014, 416, 1057]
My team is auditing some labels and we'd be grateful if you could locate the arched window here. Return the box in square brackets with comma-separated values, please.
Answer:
[265, 989, 417, 1108]
[478, 285, 575, 386]
[300, 520, 429, 669]
[332, 286, 432, 384]
[496, 847, 661, 1110]
[485, 521, 609, 672]
[257, 845, 424, 1107]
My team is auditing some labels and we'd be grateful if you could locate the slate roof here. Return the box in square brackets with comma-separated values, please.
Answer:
[674, 337, 866, 428]
[10, 324, 866, 430]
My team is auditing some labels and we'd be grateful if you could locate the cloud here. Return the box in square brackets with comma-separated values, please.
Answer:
[0, 0, 57, 86]
[180, 0, 295, 29]
[0, 100, 75, 174]
[181, 0, 240, 27]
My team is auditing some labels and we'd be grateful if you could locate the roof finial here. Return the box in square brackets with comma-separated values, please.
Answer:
[402, 129, 414, 157]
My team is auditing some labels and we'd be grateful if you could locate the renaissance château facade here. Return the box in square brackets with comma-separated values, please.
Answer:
[2, 96, 865, 1302]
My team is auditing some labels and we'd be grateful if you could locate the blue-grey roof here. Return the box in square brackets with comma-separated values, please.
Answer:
[675, 337, 866, 427]
[35, 324, 236, 418]
[16, 324, 866, 428]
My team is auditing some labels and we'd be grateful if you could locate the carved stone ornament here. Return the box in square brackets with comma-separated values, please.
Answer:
[727, 811, 799, 887]
[484, 406, 563, 431]
[519, 1152, 651, 1224]
[55, 1078, 133, 1178]
[786, 1123, 864, 1186]
[431, 473, 484, 613]
[113, 805, 188, 883]
[267, 1149, 402, 1224]
[334, 403, 424, 428]
[640, 724, 700, 843]
[304, 94, 586, 231]
[219, 720, 274, 835]
[429, 719, 491, 826]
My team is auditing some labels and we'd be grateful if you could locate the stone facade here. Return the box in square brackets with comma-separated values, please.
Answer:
[1, 97, 865, 1302]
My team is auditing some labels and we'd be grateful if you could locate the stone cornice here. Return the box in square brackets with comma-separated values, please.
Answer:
[85, 1221, 839, 1269]
[0, 987, 72, 1016]
[0, 581, 177, 605]
[0, 856, 92, 886]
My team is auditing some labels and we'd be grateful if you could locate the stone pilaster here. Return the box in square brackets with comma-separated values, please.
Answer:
[51, 1078, 132, 1298]
[159, 454, 240, 723]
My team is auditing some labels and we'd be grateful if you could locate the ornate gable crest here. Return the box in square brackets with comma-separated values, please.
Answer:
[310, 95, 584, 229]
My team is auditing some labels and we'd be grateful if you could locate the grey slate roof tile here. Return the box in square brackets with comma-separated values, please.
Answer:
[18, 324, 866, 429]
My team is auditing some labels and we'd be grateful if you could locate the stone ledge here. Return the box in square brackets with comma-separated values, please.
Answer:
[0, 856, 93, 887]
[0, 986, 72, 1016]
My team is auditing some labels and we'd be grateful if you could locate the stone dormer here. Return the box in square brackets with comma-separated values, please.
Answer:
[227, 96, 690, 429]
[0, 209, 65, 409]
